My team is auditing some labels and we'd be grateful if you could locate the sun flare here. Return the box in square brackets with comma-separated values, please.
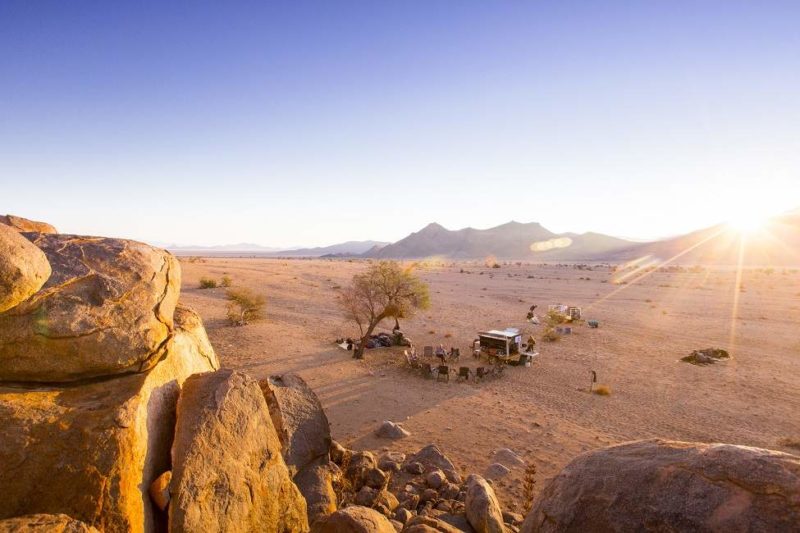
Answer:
[727, 211, 770, 235]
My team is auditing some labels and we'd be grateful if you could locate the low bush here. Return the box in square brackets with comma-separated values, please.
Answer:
[199, 277, 217, 289]
[542, 328, 561, 342]
[226, 288, 266, 326]
[593, 384, 611, 396]
[220, 276, 232, 287]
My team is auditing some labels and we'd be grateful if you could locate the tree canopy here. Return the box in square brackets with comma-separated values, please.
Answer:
[339, 261, 430, 358]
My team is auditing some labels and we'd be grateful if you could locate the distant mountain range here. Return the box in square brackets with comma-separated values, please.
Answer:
[167, 240, 388, 257]
[166, 209, 800, 266]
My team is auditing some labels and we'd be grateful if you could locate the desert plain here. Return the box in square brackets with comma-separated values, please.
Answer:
[179, 257, 800, 509]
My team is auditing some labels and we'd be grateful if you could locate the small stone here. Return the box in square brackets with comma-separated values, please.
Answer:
[365, 467, 389, 489]
[148, 471, 171, 511]
[375, 420, 411, 440]
[485, 463, 511, 479]
[405, 461, 425, 475]
[426, 469, 446, 489]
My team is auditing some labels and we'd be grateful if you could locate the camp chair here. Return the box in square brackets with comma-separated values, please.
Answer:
[494, 363, 506, 378]
[437, 365, 450, 382]
[588, 320, 599, 328]
[457, 367, 470, 382]
[423, 346, 434, 357]
[449, 348, 460, 362]
[475, 367, 488, 382]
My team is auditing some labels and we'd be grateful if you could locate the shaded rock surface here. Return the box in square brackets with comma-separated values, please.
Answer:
[0, 224, 50, 313]
[295, 459, 340, 527]
[169, 370, 308, 533]
[0, 320, 216, 532]
[0, 234, 181, 381]
[521, 439, 800, 533]
[314, 505, 395, 533]
[0, 513, 98, 532]
[0, 214, 57, 234]
[261, 373, 332, 475]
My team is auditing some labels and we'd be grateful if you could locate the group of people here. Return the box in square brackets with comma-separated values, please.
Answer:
[434, 344, 459, 363]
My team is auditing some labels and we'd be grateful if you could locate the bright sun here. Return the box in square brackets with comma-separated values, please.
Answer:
[727, 212, 770, 234]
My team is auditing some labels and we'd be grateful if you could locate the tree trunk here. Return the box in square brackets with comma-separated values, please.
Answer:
[354, 320, 379, 359]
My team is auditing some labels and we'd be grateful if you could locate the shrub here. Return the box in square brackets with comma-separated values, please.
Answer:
[220, 275, 232, 287]
[778, 437, 800, 451]
[199, 277, 217, 289]
[542, 328, 561, 342]
[226, 288, 266, 326]
[444, 332, 452, 338]
[593, 384, 611, 396]
[545, 310, 567, 326]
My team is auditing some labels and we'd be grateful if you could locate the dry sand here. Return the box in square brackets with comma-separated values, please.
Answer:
[178, 258, 800, 510]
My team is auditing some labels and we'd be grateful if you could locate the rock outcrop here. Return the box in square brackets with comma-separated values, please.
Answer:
[0, 234, 181, 382]
[0, 312, 217, 532]
[169, 370, 309, 533]
[0, 214, 57, 234]
[521, 439, 800, 532]
[0, 224, 50, 313]
[0, 514, 98, 532]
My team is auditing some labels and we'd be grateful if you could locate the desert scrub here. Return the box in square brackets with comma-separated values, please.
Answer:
[778, 437, 800, 451]
[226, 288, 266, 326]
[199, 277, 217, 289]
[220, 275, 232, 287]
[545, 310, 567, 326]
[593, 384, 611, 396]
[542, 328, 561, 342]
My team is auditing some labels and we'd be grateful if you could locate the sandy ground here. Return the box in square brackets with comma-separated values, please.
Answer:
[178, 258, 800, 511]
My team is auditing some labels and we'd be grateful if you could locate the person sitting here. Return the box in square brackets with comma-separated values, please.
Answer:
[435, 344, 447, 363]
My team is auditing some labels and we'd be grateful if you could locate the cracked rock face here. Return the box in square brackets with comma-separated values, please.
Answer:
[169, 370, 309, 533]
[0, 234, 180, 382]
[0, 224, 51, 313]
[521, 439, 800, 533]
[0, 312, 217, 533]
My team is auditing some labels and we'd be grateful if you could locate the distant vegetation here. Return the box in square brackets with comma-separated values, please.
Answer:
[199, 277, 218, 289]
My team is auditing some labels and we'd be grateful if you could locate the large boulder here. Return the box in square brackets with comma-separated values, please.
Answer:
[465, 475, 506, 533]
[0, 224, 50, 313]
[0, 313, 217, 532]
[169, 370, 308, 533]
[260, 373, 332, 475]
[0, 214, 57, 234]
[0, 234, 181, 382]
[0, 514, 98, 532]
[521, 439, 800, 532]
[313, 505, 396, 533]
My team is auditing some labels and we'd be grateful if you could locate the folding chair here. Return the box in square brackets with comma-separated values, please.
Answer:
[437, 365, 450, 382]
[457, 367, 470, 382]
[475, 367, 488, 383]
[423, 346, 434, 357]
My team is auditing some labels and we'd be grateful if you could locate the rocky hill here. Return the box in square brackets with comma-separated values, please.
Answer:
[365, 213, 800, 266]
[1, 213, 799, 532]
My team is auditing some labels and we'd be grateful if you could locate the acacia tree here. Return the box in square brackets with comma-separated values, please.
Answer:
[339, 260, 430, 359]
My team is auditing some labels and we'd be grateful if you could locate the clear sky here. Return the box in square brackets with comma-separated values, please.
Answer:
[2, 1, 798, 247]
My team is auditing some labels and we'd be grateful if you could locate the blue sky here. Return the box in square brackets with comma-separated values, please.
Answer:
[2, 1, 799, 247]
